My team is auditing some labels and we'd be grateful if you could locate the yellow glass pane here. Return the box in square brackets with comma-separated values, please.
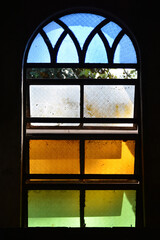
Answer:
[85, 140, 135, 174]
[29, 140, 80, 174]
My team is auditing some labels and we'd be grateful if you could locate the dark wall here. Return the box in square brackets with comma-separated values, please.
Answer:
[1, 0, 160, 229]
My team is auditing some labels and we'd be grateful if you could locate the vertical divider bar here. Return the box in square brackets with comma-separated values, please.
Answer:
[80, 189, 85, 228]
[80, 139, 85, 227]
[80, 84, 84, 127]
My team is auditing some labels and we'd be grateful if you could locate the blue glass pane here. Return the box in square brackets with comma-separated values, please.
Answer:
[101, 22, 122, 47]
[60, 13, 105, 49]
[27, 33, 50, 63]
[43, 21, 64, 48]
[114, 34, 137, 63]
[85, 34, 108, 63]
[60, 13, 105, 28]
[57, 34, 79, 63]
[68, 26, 93, 49]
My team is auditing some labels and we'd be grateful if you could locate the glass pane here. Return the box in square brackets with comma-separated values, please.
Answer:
[26, 68, 137, 79]
[114, 34, 137, 63]
[29, 140, 80, 174]
[60, 13, 105, 49]
[85, 34, 108, 63]
[28, 190, 80, 227]
[85, 140, 135, 174]
[27, 33, 50, 63]
[84, 85, 135, 118]
[29, 85, 80, 118]
[43, 21, 64, 48]
[101, 21, 122, 47]
[60, 13, 105, 29]
[57, 34, 79, 63]
[85, 190, 136, 227]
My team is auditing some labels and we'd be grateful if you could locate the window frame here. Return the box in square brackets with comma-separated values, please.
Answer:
[21, 7, 144, 228]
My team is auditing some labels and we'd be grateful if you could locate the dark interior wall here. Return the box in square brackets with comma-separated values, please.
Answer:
[1, 0, 160, 229]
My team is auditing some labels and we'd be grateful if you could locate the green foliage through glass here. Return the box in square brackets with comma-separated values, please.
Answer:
[26, 68, 137, 79]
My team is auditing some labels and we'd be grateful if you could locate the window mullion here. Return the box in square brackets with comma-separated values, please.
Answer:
[80, 189, 85, 228]
[80, 84, 84, 127]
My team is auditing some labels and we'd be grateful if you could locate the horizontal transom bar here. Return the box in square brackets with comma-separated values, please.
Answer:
[26, 78, 137, 85]
[26, 117, 136, 123]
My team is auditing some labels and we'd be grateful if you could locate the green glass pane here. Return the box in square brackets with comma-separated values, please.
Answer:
[28, 190, 80, 227]
[85, 190, 136, 227]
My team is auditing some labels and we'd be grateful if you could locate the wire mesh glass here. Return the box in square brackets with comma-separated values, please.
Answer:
[84, 85, 135, 118]
[29, 85, 80, 118]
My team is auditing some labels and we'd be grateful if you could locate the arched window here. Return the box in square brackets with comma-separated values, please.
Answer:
[22, 8, 144, 228]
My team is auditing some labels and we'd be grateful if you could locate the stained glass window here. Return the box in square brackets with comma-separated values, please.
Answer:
[22, 9, 143, 228]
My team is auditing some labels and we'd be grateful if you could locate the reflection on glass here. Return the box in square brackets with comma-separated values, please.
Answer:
[29, 140, 80, 174]
[29, 85, 80, 118]
[85, 140, 135, 174]
[84, 85, 135, 118]
[26, 68, 137, 79]
[28, 190, 80, 227]
[85, 190, 136, 227]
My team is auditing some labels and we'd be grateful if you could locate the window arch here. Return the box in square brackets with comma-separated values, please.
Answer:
[26, 12, 138, 64]
[22, 8, 144, 228]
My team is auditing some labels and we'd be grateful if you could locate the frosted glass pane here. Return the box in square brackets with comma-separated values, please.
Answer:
[28, 190, 80, 227]
[26, 68, 137, 79]
[85, 140, 135, 174]
[60, 13, 105, 49]
[29, 85, 80, 118]
[85, 34, 108, 63]
[43, 21, 64, 48]
[84, 85, 135, 118]
[85, 190, 136, 227]
[114, 34, 137, 63]
[101, 21, 122, 47]
[27, 33, 50, 63]
[29, 140, 80, 174]
[57, 34, 79, 63]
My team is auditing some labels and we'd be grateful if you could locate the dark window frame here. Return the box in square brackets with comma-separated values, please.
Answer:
[21, 7, 144, 228]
